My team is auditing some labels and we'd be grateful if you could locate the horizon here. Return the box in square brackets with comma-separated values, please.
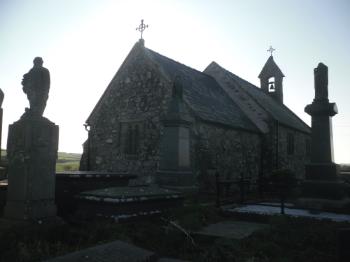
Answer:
[1, 0, 349, 163]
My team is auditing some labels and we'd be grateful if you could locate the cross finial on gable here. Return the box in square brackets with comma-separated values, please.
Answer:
[267, 46, 275, 56]
[136, 19, 148, 40]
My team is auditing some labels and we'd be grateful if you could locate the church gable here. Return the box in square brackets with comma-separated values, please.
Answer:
[83, 42, 174, 173]
[85, 41, 164, 126]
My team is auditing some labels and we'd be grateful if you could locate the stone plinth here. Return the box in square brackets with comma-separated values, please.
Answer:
[157, 122, 195, 189]
[0, 108, 3, 162]
[4, 116, 59, 220]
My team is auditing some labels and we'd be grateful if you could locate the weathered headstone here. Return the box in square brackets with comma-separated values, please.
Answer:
[157, 76, 196, 190]
[3, 57, 59, 221]
[299, 63, 350, 210]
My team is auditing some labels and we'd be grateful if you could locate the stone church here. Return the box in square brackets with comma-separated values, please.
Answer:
[80, 39, 311, 187]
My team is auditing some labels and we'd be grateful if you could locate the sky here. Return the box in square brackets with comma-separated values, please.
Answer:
[0, 0, 349, 163]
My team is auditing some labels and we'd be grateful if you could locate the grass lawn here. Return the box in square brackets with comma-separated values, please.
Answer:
[55, 152, 81, 171]
[1, 150, 81, 172]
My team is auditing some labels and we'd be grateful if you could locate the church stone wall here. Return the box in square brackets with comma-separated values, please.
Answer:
[193, 121, 261, 191]
[84, 56, 173, 179]
[277, 124, 310, 179]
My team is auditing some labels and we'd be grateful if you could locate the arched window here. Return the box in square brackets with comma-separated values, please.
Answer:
[268, 77, 275, 92]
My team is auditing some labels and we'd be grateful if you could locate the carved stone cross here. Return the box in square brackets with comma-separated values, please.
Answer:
[136, 19, 148, 40]
[267, 46, 275, 56]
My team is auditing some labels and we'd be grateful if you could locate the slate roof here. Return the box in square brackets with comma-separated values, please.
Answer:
[145, 48, 258, 132]
[205, 62, 310, 134]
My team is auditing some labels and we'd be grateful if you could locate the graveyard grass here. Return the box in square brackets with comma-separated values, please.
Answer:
[0, 198, 347, 262]
[1, 150, 81, 172]
[55, 152, 81, 171]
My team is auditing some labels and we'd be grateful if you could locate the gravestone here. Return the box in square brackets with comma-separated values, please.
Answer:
[0, 88, 4, 177]
[157, 76, 196, 190]
[299, 63, 350, 210]
[3, 57, 59, 221]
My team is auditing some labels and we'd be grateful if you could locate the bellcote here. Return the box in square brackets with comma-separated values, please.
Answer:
[258, 55, 285, 104]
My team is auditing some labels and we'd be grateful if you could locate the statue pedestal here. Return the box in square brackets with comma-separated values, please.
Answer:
[4, 116, 59, 221]
[305, 162, 339, 181]
[298, 176, 350, 212]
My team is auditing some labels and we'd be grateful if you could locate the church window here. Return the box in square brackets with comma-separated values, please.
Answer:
[305, 138, 311, 156]
[268, 77, 275, 92]
[120, 121, 142, 156]
[287, 133, 294, 155]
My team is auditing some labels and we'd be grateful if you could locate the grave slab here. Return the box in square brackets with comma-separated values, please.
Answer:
[195, 220, 268, 240]
[77, 185, 184, 220]
[225, 204, 350, 222]
[45, 240, 157, 262]
[158, 258, 189, 262]
[55, 171, 136, 216]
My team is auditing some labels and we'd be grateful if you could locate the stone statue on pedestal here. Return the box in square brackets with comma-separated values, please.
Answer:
[4, 57, 59, 222]
[21, 57, 50, 117]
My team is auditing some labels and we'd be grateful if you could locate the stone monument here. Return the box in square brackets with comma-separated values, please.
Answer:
[4, 57, 59, 221]
[299, 63, 350, 210]
[0, 88, 4, 164]
[157, 76, 196, 191]
[0, 89, 5, 179]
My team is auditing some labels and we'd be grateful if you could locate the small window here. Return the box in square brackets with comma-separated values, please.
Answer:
[287, 133, 294, 155]
[268, 77, 275, 92]
[305, 138, 311, 156]
[120, 122, 142, 155]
